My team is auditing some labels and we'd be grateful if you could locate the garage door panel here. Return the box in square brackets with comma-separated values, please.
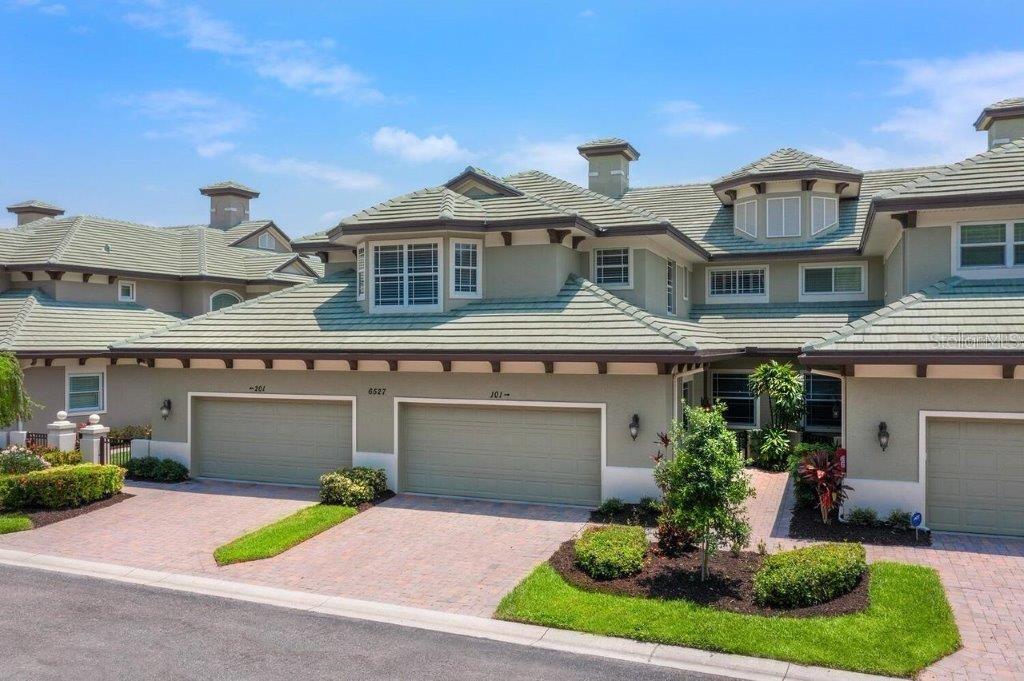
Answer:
[401, 404, 601, 506]
[195, 398, 351, 486]
[926, 417, 1024, 536]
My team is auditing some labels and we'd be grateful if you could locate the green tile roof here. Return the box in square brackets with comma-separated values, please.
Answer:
[711, 148, 862, 188]
[199, 180, 260, 197]
[0, 289, 180, 353]
[504, 170, 665, 228]
[806, 277, 1024, 354]
[115, 273, 723, 356]
[577, 138, 640, 160]
[974, 97, 1024, 130]
[688, 301, 885, 350]
[5, 199, 64, 213]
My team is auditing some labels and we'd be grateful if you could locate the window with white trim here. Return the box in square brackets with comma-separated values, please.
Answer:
[355, 244, 366, 301]
[708, 266, 767, 300]
[67, 372, 104, 414]
[209, 290, 243, 311]
[371, 240, 441, 311]
[666, 260, 676, 314]
[734, 200, 757, 237]
[682, 266, 690, 300]
[257, 232, 276, 250]
[804, 374, 841, 431]
[117, 280, 136, 302]
[800, 263, 865, 300]
[766, 196, 801, 237]
[956, 222, 1024, 272]
[811, 196, 838, 235]
[593, 248, 631, 288]
[712, 373, 757, 427]
[450, 239, 481, 298]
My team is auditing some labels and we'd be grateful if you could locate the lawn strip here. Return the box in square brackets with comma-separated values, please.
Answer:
[214, 504, 357, 566]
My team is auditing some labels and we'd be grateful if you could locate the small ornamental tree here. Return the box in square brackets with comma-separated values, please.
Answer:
[748, 361, 804, 471]
[654, 403, 754, 581]
[0, 352, 36, 428]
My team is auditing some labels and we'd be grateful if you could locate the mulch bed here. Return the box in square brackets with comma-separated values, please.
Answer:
[356, 489, 395, 513]
[549, 538, 870, 618]
[789, 504, 931, 547]
[590, 504, 659, 528]
[24, 492, 134, 529]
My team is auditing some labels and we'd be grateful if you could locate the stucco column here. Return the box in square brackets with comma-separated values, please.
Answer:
[47, 411, 78, 451]
[78, 414, 109, 464]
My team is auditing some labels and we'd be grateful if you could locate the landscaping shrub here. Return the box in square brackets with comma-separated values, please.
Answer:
[789, 442, 834, 509]
[886, 509, 912, 531]
[574, 525, 647, 579]
[319, 467, 388, 506]
[753, 542, 866, 609]
[107, 424, 152, 441]
[847, 507, 878, 526]
[124, 456, 189, 482]
[797, 448, 851, 524]
[638, 496, 661, 515]
[37, 448, 83, 467]
[596, 497, 625, 516]
[0, 464, 124, 510]
[0, 446, 50, 475]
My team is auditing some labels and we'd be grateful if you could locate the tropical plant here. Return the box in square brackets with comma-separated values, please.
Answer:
[747, 361, 804, 471]
[0, 352, 37, 428]
[654, 403, 753, 580]
[797, 448, 852, 524]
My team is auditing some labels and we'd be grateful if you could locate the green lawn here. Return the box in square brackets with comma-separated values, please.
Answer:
[0, 513, 33, 534]
[214, 504, 357, 566]
[496, 561, 959, 677]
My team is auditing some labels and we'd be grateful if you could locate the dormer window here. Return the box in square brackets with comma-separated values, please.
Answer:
[766, 197, 801, 237]
[257, 232, 276, 250]
[118, 280, 136, 302]
[811, 196, 838, 235]
[370, 239, 442, 312]
[735, 200, 757, 237]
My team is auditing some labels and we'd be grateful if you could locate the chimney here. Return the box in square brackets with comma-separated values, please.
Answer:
[199, 180, 260, 229]
[6, 199, 64, 226]
[577, 138, 640, 198]
[974, 98, 1024, 150]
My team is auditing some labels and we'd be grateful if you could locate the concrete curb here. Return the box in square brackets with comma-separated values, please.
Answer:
[0, 548, 892, 681]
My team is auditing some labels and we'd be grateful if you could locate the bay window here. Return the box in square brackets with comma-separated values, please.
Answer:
[735, 200, 757, 237]
[811, 196, 838, 235]
[767, 197, 801, 237]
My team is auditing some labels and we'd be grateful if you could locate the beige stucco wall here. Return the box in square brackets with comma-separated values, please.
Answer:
[485, 243, 582, 299]
[181, 282, 248, 317]
[20, 363, 155, 432]
[692, 257, 882, 305]
[50, 277, 184, 314]
[904, 226, 951, 293]
[147, 367, 672, 469]
[884, 236, 906, 303]
[988, 118, 1024, 147]
[21, 366, 65, 432]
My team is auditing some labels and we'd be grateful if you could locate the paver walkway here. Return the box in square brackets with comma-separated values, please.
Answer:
[0, 481, 588, 616]
[747, 469, 1024, 681]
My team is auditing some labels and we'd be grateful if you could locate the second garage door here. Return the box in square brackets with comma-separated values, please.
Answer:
[926, 417, 1024, 536]
[399, 403, 602, 506]
[193, 398, 352, 486]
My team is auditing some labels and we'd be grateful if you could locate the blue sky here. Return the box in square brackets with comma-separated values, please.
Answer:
[2, 1, 1023, 237]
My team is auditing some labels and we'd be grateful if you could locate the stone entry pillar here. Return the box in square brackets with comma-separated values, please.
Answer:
[78, 414, 109, 464]
[47, 411, 78, 451]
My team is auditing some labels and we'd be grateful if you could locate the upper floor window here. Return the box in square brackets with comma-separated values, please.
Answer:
[355, 244, 366, 301]
[707, 266, 768, 301]
[210, 290, 243, 311]
[767, 197, 801, 238]
[799, 262, 866, 301]
[811, 196, 838, 235]
[257, 232, 276, 250]
[712, 373, 758, 427]
[735, 200, 757, 237]
[666, 260, 676, 314]
[371, 239, 441, 312]
[117, 280, 136, 302]
[593, 248, 631, 289]
[956, 222, 1024, 276]
[682, 266, 690, 300]
[450, 239, 482, 299]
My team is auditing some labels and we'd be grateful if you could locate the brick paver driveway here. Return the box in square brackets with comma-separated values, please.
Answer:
[748, 469, 1024, 681]
[0, 481, 588, 616]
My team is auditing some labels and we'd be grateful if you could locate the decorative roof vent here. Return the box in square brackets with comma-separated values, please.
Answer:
[577, 138, 640, 199]
[974, 97, 1024, 150]
[199, 180, 260, 230]
[6, 199, 64, 226]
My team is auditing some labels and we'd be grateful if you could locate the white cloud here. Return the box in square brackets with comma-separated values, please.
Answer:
[371, 127, 471, 163]
[807, 139, 904, 171]
[658, 100, 739, 138]
[237, 153, 382, 190]
[123, 4, 384, 102]
[10, 0, 67, 16]
[123, 89, 249, 158]
[495, 136, 587, 182]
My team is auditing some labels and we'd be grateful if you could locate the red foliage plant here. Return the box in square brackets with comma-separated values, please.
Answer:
[797, 448, 853, 525]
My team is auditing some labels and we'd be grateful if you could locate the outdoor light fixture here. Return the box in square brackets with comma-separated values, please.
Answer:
[160, 399, 172, 420]
[877, 421, 889, 452]
[628, 414, 640, 441]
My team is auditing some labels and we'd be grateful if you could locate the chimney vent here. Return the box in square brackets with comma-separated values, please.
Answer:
[974, 98, 1024, 150]
[577, 138, 640, 198]
[6, 199, 64, 226]
[199, 180, 260, 229]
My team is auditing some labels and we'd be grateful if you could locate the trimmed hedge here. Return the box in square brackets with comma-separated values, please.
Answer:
[37, 448, 83, 467]
[753, 542, 866, 609]
[574, 525, 647, 580]
[125, 456, 189, 483]
[319, 466, 388, 506]
[0, 464, 124, 510]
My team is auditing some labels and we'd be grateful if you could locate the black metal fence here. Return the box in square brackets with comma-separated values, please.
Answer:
[99, 436, 132, 467]
[25, 432, 48, 449]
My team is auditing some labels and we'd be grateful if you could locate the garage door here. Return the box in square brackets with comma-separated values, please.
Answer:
[193, 398, 352, 486]
[400, 403, 601, 506]
[927, 418, 1024, 536]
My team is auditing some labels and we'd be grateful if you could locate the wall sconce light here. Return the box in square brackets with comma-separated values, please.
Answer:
[160, 399, 172, 420]
[628, 414, 640, 441]
[877, 421, 889, 452]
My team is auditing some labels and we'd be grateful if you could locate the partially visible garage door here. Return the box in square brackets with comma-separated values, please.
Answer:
[399, 403, 601, 506]
[927, 417, 1024, 536]
[193, 398, 352, 486]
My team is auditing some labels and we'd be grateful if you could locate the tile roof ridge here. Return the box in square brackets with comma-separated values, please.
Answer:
[197, 227, 208, 276]
[47, 215, 86, 264]
[344, 186, 443, 223]
[875, 140, 1024, 199]
[805, 277, 961, 351]
[511, 170, 668, 224]
[571, 275, 699, 350]
[2, 289, 40, 348]
[626, 181, 710, 192]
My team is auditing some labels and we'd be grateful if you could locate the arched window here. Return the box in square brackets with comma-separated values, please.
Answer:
[210, 290, 243, 311]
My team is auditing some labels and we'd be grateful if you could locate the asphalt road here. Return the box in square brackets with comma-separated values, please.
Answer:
[0, 564, 729, 681]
